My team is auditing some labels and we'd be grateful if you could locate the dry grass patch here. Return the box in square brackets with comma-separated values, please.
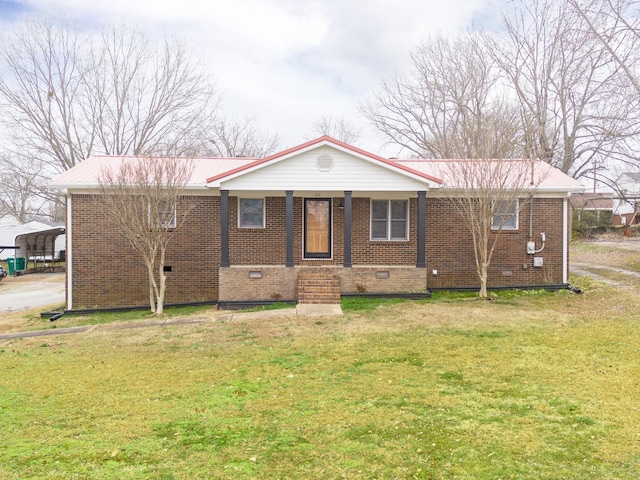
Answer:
[571, 240, 640, 273]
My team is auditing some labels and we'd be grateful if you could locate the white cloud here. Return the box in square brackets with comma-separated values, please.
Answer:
[5, 0, 500, 153]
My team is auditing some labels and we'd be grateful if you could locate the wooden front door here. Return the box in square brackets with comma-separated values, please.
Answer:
[304, 198, 331, 259]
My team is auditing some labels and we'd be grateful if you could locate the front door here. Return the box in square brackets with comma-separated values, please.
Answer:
[304, 198, 331, 259]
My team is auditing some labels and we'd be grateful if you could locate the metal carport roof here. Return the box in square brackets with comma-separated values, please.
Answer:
[13, 227, 65, 262]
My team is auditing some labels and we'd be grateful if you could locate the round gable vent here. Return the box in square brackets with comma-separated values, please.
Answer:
[316, 153, 334, 172]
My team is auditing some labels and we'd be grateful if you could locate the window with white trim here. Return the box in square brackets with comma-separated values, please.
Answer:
[239, 198, 265, 228]
[371, 199, 409, 240]
[492, 200, 518, 230]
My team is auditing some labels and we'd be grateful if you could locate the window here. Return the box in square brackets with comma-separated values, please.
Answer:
[371, 200, 408, 240]
[239, 198, 265, 228]
[151, 199, 176, 229]
[492, 200, 518, 230]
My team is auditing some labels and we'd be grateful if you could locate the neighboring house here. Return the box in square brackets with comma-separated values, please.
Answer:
[613, 172, 640, 225]
[50, 136, 584, 311]
[570, 192, 614, 229]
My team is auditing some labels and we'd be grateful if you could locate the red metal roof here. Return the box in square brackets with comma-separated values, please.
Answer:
[395, 159, 584, 192]
[51, 155, 257, 188]
[50, 138, 584, 193]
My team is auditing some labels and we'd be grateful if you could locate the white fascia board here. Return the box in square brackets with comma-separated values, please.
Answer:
[49, 181, 100, 191]
[429, 186, 580, 198]
[217, 183, 430, 193]
[56, 184, 215, 196]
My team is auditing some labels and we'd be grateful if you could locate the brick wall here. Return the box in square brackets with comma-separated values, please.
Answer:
[340, 266, 426, 293]
[218, 265, 426, 302]
[229, 197, 287, 265]
[426, 197, 565, 288]
[70, 193, 567, 308]
[351, 198, 419, 266]
[70, 194, 220, 309]
[219, 266, 298, 301]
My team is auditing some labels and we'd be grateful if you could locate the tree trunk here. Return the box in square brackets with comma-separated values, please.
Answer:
[156, 250, 167, 315]
[147, 264, 157, 313]
[157, 272, 166, 315]
[479, 263, 488, 298]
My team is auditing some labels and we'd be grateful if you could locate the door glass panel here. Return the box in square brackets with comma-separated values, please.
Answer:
[305, 199, 331, 257]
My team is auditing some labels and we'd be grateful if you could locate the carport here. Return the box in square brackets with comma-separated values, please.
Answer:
[8, 227, 65, 275]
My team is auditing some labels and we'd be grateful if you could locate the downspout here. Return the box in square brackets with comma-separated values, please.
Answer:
[66, 193, 73, 311]
[563, 197, 568, 284]
[529, 196, 534, 241]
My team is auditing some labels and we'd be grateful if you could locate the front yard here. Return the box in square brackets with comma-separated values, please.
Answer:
[1, 270, 639, 479]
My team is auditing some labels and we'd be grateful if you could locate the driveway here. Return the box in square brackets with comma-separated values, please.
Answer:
[570, 235, 640, 287]
[0, 272, 65, 313]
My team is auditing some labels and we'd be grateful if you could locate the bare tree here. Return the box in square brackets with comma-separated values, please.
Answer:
[203, 116, 279, 157]
[0, 19, 217, 172]
[311, 115, 361, 144]
[361, 33, 522, 159]
[489, 0, 640, 181]
[0, 19, 90, 173]
[85, 26, 217, 157]
[98, 157, 194, 314]
[0, 19, 218, 223]
[436, 104, 539, 297]
[0, 152, 62, 223]
[442, 158, 543, 297]
[567, 0, 640, 97]
[363, 4, 639, 183]
[362, 32, 543, 296]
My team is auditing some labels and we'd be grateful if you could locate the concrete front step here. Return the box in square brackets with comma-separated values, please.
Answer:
[296, 303, 343, 316]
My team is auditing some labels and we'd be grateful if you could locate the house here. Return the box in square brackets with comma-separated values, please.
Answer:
[612, 172, 640, 225]
[50, 136, 584, 311]
[570, 192, 614, 229]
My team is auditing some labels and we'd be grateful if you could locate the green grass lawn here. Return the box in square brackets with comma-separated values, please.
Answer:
[1, 279, 639, 479]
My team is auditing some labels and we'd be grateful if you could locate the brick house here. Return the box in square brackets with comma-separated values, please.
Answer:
[50, 136, 584, 310]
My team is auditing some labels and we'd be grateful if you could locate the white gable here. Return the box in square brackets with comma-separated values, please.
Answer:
[215, 145, 433, 192]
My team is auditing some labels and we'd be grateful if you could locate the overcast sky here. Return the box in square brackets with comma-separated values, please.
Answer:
[0, 0, 503, 156]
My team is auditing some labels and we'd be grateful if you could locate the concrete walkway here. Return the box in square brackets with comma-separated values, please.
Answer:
[296, 303, 343, 316]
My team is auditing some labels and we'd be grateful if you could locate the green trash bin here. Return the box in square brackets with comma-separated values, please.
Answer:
[15, 257, 25, 271]
[7, 257, 26, 275]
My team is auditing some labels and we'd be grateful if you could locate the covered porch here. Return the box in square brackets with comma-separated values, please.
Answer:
[217, 191, 429, 307]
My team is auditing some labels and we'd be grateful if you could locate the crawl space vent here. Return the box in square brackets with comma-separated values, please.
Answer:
[316, 154, 334, 172]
